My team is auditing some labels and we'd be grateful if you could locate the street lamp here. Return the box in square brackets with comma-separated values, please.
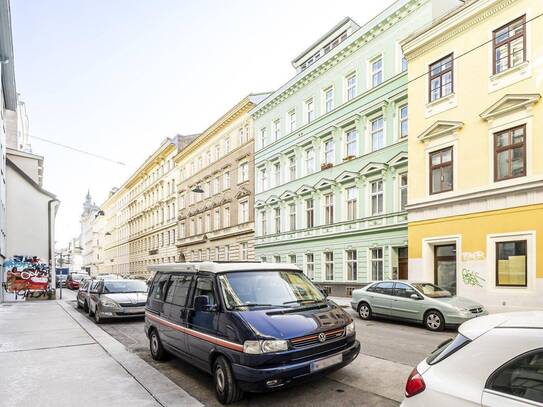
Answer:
[192, 185, 204, 194]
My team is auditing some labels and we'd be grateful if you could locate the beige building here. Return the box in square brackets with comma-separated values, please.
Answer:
[175, 94, 269, 262]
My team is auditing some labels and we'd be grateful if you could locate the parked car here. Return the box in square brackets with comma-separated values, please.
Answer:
[76, 279, 98, 312]
[65, 273, 88, 290]
[351, 281, 487, 331]
[55, 274, 67, 288]
[145, 262, 360, 404]
[401, 311, 543, 406]
[88, 279, 148, 324]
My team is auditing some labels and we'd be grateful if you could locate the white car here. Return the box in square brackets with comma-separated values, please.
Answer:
[401, 311, 543, 407]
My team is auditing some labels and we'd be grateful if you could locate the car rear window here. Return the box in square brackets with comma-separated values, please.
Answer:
[427, 334, 471, 365]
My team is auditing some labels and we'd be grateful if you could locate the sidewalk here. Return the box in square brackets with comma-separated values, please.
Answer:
[0, 300, 202, 407]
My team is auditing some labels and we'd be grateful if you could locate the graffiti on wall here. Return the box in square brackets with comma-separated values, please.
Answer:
[3, 256, 50, 294]
[462, 268, 486, 287]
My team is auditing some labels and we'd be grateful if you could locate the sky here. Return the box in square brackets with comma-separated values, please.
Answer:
[10, 0, 396, 248]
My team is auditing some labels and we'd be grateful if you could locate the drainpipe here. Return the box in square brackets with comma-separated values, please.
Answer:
[48, 199, 60, 297]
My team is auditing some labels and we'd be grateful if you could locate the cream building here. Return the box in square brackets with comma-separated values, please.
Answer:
[175, 94, 269, 262]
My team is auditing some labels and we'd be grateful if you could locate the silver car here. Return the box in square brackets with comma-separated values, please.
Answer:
[350, 280, 488, 331]
[88, 279, 148, 324]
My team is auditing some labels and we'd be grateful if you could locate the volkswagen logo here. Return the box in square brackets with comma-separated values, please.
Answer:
[318, 333, 326, 343]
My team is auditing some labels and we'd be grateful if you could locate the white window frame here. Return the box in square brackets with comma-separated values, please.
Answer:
[272, 119, 281, 141]
[240, 242, 248, 260]
[345, 72, 357, 101]
[324, 193, 334, 225]
[260, 210, 267, 236]
[287, 109, 297, 133]
[370, 179, 384, 216]
[259, 128, 266, 149]
[239, 161, 249, 183]
[223, 206, 230, 227]
[288, 203, 296, 231]
[305, 147, 315, 175]
[288, 155, 297, 181]
[369, 247, 384, 281]
[399, 172, 408, 212]
[239, 200, 249, 223]
[304, 253, 315, 280]
[273, 161, 281, 187]
[274, 207, 281, 234]
[323, 251, 334, 281]
[305, 198, 314, 228]
[370, 55, 383, 88]
[345, 249, 358, 281]
[370, 116, 385, 151]
[323, 86, 334, 113]
[398, 104, 408, 140]
[345, 128, 357, 158]
[305, 98, 315, 124]
[346, 186, 358, 221]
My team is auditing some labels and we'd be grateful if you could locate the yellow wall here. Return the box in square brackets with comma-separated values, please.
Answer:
[409, 204, 543, 278]
[406, 0, 543, 201]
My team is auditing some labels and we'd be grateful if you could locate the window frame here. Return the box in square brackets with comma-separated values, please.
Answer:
[324, 86, 334, 113]
[345, 129, 357, 157]
[371, 56, 383, 88]
[492, 15, 526, 75]
[429, 147, 454, 195]
[399, 104, 408, 139]
[370, 116, 384, 151]
[346, 73, 357, 101]
[495, 240, 528, 288]
[493, 124, 526, 182]
[346, 186, 357, 221]
[370, 247, 384, 281]
[305, 198, 314, 228]
[370, 179, 384, 216]
[324, 251, 334, 281]
[305, 253, 315, 280]
[346, 249, 358, 281]
[324, 193, 334, 225]
[274, 207, 281, 234]
[428, 53, 454, 102]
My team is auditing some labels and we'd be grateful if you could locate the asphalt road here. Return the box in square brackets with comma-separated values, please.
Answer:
[61, 289, 455, 407]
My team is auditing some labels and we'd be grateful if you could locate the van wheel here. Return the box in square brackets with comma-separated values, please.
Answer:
[214, 356, 243, 404]
[357, 302, 372, 320]
[149, 329, 168, 361]
[424, 310, 445, 331]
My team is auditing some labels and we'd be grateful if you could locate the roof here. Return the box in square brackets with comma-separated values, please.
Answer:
[148, 262, 301, 274]
[460, 311, 543, 340]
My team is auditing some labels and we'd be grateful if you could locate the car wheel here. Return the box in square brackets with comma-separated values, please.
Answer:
[94, 307, 102, 324]
[83, 301, 89, 313]
[88, 303, 95, 317]
[76, 299, 82, 309]
[425, 310, 445, 331]
[149, 329, 168, 361]
[357, 302, 372, 320]
[214, 356, 243, 404]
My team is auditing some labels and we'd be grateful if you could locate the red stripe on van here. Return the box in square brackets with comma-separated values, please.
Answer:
[146, 312, 244, 352]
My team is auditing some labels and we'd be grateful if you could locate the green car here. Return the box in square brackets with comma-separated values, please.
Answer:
[350, 280, 488, 331]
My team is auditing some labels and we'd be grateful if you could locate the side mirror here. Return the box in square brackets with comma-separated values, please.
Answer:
[410, 293, 421, 300]
[319, 287, 328, 298]
[194, 295, 216, 312]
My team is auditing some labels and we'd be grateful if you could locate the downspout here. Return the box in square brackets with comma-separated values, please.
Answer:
[48, 198, 60, 297]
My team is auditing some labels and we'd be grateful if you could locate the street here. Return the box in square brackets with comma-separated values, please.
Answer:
[62, 288, 454, 406]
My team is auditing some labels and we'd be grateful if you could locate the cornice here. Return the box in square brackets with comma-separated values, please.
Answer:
[403, 0, 519, 60]
[252, 0, 425, 119]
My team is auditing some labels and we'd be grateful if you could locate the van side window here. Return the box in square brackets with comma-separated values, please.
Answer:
[165, 275, 192, 306]
[150, 274, 169, 300]
[192, 278, 216, 307]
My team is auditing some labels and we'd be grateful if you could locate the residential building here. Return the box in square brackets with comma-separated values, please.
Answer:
[403, 0, 543, 310]
[175, 94, 269, 262]
[252, 0, 461, 296]
[56, 237, 83, 273]
[80, 191, 103, 275]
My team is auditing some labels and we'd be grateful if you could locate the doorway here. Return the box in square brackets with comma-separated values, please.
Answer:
[398, 247, 408, 280]
[434, 244, 456, 295]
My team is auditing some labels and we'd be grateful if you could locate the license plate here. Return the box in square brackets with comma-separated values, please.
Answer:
[310, 354, 343, 372]
[121, 307, 144, 314]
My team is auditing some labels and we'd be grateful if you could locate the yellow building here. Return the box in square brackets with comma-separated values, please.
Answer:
[403, 0, 542, 311]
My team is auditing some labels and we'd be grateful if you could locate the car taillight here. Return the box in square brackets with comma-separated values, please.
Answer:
[405, 368, 426, 398]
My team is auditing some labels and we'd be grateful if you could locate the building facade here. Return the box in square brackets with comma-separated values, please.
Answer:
[252, 0, 460, 297]
[175, 94, 268, 262]
[403, 0, 543, 310]
[80, 191, 103, 275]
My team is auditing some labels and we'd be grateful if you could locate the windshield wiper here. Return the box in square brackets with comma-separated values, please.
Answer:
[283, 299, 323, 305]
[232, 303, 285, 309]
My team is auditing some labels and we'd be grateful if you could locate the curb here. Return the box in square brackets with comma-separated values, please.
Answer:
[58, 300, 203, 407]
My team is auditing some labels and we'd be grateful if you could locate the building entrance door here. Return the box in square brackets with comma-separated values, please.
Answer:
[434, 244, 456, 295]
[398, 247, 408, 280]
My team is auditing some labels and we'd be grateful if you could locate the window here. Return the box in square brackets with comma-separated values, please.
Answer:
[371, 57, 383, 87]
[346, 73, 357, 101]
[401, 55, 408, 72]
[179, 194, 185, 209]
[345, 129, 357, 157]
[305, 254, 315, 279]
[324, 193, 334, 225]
[324, 87, 334, 113]
[485, 348, 543, 404]
[393, 282, 417, 298]
[239, 127, 247, 145]
[239, 201, 249, 223]
[205, 213, 211, 232]
[305, 147, 315, 174]
[240, 242, 248, 260]
[260, 256, 267, 262]
[399, 105, 408, 139]
[180, 223, 186, 238]
[214, 177, 220, 194]
[493, 16, 526, 74]
[192, 277, 216, 306]
[371, 248, 384, 280]
[260, 210, 267, 236]
[259, 128, 266, 149]
[273, 162, 281, 186]
[223, 171, 230, 189]
[496, 240, 527, 287]
[259, 168, 267, 192]
[324, 139, 334, 164]
[346, 187, 357, 221]
[224, 137, 231, 153]
[215, 246, 220, 260]
[289, 156, 296, 181]
[371, 116, 384, 151]
[346, 250, 357, 281]
[289, 255, 296, 264]
[214, 144, 220, 161]
[371, 180, 384, 215]
[494, 125, 526, 181]
[305, 198, 314, 228]
[272, 119, 280, 141]
[324, 252, 334, 280]
[206, 248, 211, 261]
[150, 273, 170, 300]
[399, 173, 408, 211]
[288, 110, 297, 133]
[239, 162, 249, 182]
[430, 147, 453, 194]
[224, 245, 230, 261]
[429, 54, 453, 102]
[305, 98, 315, 123]
[274, 208, 281, 234]
[288, 203, 296, 231]
[224, 207, 230, 227]
[206, 150, 211, 165]
[214, 209, 220, 230]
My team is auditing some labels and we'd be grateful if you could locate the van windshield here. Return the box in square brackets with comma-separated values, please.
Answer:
[218, 270, 325, 310]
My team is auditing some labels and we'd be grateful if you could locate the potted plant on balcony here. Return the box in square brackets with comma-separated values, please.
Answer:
[320, 163, 334, 170]
[343, 155, 355, 162]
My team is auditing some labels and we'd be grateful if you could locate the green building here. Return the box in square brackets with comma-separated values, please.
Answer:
[251, 0, 461, 296]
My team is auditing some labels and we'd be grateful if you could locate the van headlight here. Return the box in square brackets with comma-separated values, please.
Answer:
[243, 340, 289, 354]
[345, 322, 355, 336]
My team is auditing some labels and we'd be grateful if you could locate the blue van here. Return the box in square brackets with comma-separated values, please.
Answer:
[145, 262, 360, 404]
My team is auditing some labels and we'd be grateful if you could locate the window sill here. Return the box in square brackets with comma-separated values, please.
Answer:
[490, 61, 529, 81]
[425, 93, 457, 118]
[488, 61, 531, 93]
